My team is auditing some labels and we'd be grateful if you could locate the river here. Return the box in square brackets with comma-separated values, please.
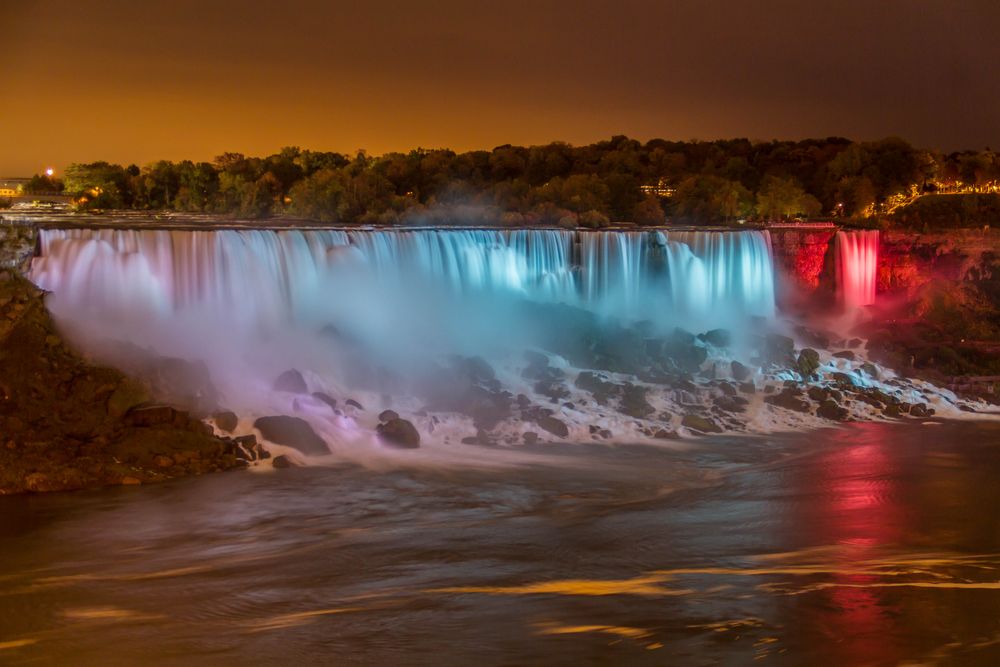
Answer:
[3, 420, 1000, 665]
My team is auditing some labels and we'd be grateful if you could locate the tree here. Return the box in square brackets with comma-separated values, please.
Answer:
[755, 175, 812, 220]
[633, 195, 665, 226]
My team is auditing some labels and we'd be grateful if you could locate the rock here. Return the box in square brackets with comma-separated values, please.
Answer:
[153, 455, 174, 468]
[522, 431, 539, 445]
[273, 369, 308, 394]
[817, 399, 849, 421]
[730, 360, 751, 382]
[764, 389, 811, 413]
[884, 403, 903, 417]
[714, 395, 749, 412]
[376, 418, 421, 448]
[681, 414, 723, 434]
[124, 404, 187, 428]
[860, 362, 880, 380]
[344, 398, 364, 411]
[536, 415, 569, 438]
[253, 416, 329, 455]
[831, 372, 858, 387]
[807, 386, 830, 402]
[739, 381, 756, 394]
[700, 329, 732, 348]
[271, 455, 295, 469]
[653, 429, 679, 440]
[910, 403, 932, 418]
[848, 338, 863, 348]
[121, 476, 142, 485]
[312, 392, 337, 410]
[106, 379, 150, 418]
[378, 409, 400, 423]
[833, 350, 856, 361]
[796, 348, 821, 378]
[718, 382, 737, 396]
[213, 410, 239, 433]
[575, 371, 620, 404]
[619, 383, 655, 419]
[764, 333, 796, 367]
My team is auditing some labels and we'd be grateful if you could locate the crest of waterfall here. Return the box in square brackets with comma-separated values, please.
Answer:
[835, 230, 879, 310]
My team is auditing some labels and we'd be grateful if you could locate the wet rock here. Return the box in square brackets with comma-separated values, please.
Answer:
[831, 372, 859, 387]
[535, 415, 569, 438]
[522, 350, 550, 379]
[376, 418, 421, 448]
[273, 369, 308, 394]
[213, 410, 239, 433]
[796, 348, 821, 379]
[534, 378, 571, 402]
[619, 383, 655, 419]
[253, 416, 329, 455]
[884, 403, 903, 417]
[730, 360, 751, 382]
[764, 333, 796, 367]
[764, 389, 811, 413]
[700, 329, 732, 348]
[271, 454, 295, 469]
[718, 382, 737, 396]
[124, 404, 188, 428]
[848, 338, 863, 348]
[344, 399, 364, 411]
[575, 371, 620, 405]
[714, 395, 749, 412]
[807, 386, 830, 402]
[522, 431, 539, 445]
[653, 429, 679, 440]
[153, 455, 174, 468]
[663, 338, 708, 373]
[106, 379, 150, 418]
[860, 362, 880, 380]
[739, 381, 756, 394]
[794, 325, 831, 350]
[833, 350, 856, 361]
[910, 403, 933, 418]
[681, 414, 723, 434]
[312, 392, 337, 411]
[378, 409, 400, 423]
[817, 399, 849, 421]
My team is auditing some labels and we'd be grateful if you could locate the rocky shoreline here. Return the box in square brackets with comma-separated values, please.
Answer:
[0, 272, 258, 494]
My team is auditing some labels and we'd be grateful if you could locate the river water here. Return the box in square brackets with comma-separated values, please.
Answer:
[3, 420, 1000, 665]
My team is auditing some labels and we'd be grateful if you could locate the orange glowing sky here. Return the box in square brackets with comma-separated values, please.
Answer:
[3, 0, 998, 176]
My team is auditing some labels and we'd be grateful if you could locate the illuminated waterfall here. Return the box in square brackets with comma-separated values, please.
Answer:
[835, 230, 879, 310]
[32, 228, 776, 330]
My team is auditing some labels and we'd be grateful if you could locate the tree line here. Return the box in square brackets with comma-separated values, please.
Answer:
[25, 137, 1000, 226]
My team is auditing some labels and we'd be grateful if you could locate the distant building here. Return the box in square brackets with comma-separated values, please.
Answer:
[0, 179, 29, 197]
[639, 178, 676, 198]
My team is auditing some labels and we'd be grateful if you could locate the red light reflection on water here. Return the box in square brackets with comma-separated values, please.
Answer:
[809, 425, 904, 663]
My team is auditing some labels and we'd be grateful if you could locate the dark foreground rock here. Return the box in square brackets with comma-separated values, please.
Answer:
[253, 415, 329, 455]
[376, 418, 421, 448]
[0, 273, 246, 495]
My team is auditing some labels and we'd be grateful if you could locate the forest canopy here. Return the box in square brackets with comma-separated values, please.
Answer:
[32, 137, 1000, 227]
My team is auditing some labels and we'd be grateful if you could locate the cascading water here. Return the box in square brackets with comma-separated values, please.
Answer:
[835, 230, 879, 310]
[30, 227, 779, 462]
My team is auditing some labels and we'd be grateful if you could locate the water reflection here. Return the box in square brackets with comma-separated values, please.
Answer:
[2, 422, 1000, 665]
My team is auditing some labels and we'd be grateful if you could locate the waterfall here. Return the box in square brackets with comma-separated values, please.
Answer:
[835, 230, 879, 310]
[32, 228, 775, 330]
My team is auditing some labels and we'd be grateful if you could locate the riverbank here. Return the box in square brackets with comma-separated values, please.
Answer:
[0, 272, 253, 494]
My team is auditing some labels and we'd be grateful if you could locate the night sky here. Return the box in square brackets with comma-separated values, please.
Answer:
[3, 0, 998, 175]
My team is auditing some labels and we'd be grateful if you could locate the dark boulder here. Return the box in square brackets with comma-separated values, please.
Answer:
[213, 410, 239, 433]
[681, 414, 723, 434]
[536, 415, 569, 438]
[796, 348, 821, 378]
[345, 398, 364, 411]
[378, 409, 400, 423]
[730, 360, 751, 382]
[764, 333, 796, 367]
[817, 399, 849, 421]
[833, 350, 856, 361]
[619, 383, 655, 419]
[273, 369, 308, 394]
[271, 455, 296, 469]
[254, 416, 329, 455]
[764, 389, 811, 413]
[312, 392, 337, 411]
[124, 404, 188, 428]
[376, 418, 421, 448]
[700, 329, 732, 348]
